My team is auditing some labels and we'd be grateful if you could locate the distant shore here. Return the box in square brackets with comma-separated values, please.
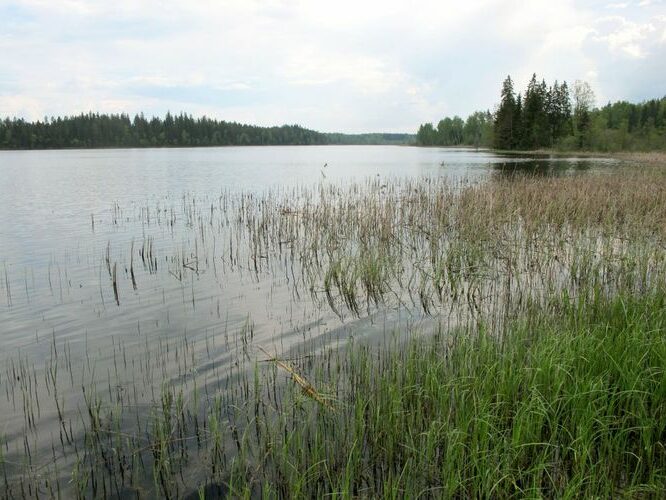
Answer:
[493, 149, 666, 166]
[1, 143, 664, 166]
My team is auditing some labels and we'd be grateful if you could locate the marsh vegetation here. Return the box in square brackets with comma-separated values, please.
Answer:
[0, 149, 664, 497]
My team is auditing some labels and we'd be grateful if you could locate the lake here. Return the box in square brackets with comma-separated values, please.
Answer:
[0, 145, 620, 495]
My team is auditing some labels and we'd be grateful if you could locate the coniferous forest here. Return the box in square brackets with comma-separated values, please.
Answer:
[0, 112, 412, 149]
[2, 75, 664, 152]
[417, 74, 666, 151]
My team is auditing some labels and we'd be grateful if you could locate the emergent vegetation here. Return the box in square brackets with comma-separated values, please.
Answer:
[2, 167, 665, 497]
[229, 291, 666, 498]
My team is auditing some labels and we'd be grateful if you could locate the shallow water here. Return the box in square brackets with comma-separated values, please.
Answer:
[0, 146, 617, 349]
[0, 145, 620, 494]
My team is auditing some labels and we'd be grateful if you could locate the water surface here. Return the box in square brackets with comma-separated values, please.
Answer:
[0, 145, 620, 493]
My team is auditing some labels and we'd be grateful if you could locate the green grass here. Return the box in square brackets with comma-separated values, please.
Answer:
[228, 292, 666, 498]
[2, 170, 665, 497]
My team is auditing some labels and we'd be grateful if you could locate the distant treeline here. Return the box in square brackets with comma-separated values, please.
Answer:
[0, 112, 413, 149]
[326, 132, 415, 145]
[417, 74, 666, 152]
[415, 111, 494, 149]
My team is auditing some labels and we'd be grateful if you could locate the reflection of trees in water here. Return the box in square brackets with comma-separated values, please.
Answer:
[572, 160, 590, 171]
[491, 159, 591, 179]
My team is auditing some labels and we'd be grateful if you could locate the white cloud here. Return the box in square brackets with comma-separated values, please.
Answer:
[0, 0, 664, 132]
[589, 15, 662, 58]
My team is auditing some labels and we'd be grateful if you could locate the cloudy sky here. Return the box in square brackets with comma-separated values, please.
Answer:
[0, 0, 664, 133]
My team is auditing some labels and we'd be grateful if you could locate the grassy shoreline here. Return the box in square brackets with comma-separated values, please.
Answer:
[223, 291, 666, 497]
[200, 168, 666, 497]
[2, 167, 665, 498]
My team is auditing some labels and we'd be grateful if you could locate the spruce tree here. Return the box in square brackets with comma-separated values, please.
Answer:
[521, 74, 550, 148]
[557, 81, 573, 138]
[514, 93, 523, 148]
[494, 75, 516, 150]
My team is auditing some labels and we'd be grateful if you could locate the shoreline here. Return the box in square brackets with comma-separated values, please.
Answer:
[489, 148, 666, 165]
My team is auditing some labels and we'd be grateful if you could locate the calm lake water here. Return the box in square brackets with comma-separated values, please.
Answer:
[0, 145, 616, 345]
[0, 145, 613, 269]
[0, 145, 619, 493]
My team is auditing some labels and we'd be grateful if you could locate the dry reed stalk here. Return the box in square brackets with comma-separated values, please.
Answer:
[257, 346, 333, 410]
[112, 263, 119, 306]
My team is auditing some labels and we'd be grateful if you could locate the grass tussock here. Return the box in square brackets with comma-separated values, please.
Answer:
[231, 292, 666, 498]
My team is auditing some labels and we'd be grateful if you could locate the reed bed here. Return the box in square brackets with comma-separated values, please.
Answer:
[1, 167, 665, 498]
[226, 291, 666, 498]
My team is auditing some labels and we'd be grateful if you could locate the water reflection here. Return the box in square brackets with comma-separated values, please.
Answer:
[489, 153, 617, 179]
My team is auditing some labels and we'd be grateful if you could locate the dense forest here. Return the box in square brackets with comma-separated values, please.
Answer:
[325, 132, 414, 145]
[414, 111, 494, 149]
[417, 74, 666, 151]
[0, 112, 413, 149]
